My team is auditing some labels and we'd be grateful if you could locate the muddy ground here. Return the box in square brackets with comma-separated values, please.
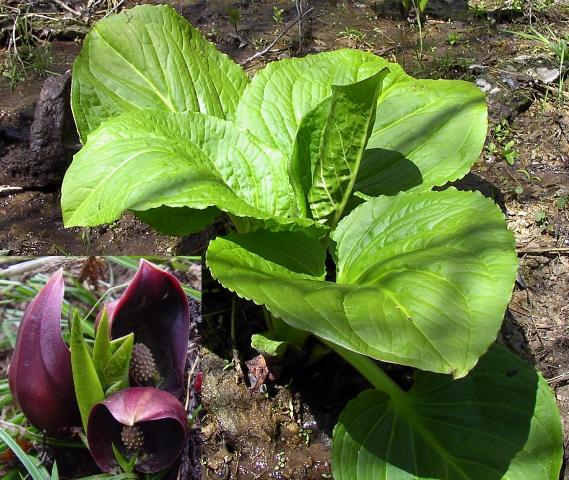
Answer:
[0, 0, 568, 478]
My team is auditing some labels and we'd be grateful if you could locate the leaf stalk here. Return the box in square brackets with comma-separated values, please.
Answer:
[320, 339, 407, 404]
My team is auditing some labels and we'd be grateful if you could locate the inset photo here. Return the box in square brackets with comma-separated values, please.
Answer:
[0, 256, 201, 479]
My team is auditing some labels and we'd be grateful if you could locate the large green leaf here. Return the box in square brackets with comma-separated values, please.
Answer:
[332, 345, 563, 480]
[356, 78, 487, 197]
[289, 69, 387, 225]
[206, 189, 517, 377]
[61, 111, 301, 228]
[71, 4, 248, 142]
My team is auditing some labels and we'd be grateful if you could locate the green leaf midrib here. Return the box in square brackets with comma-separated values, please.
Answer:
[312, 97, 336, 220]
[393, 400, 471, 480]
[331, 90, 379, 229]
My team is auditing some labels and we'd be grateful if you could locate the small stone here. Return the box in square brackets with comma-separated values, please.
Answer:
[476, 78, 492, 92]
[528, 67, 560, 84]
[468, 64, 485, 74]
[501, 75, 518, 89]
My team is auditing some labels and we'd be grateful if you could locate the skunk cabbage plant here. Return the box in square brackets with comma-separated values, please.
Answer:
[8, 269, 81, 436]
[87, 387, 187, 473]
[61, 4, 563, 478]
[101, 259, 190, 396]
[61, 4, 486, 237]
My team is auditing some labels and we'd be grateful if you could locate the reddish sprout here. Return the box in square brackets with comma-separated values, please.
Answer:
[87, 387, 188, 473]
[8, 269, 80, 435]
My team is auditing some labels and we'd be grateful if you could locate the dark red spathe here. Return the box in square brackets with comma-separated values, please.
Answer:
[87, 386, 188, 473]
[8, 269, 80, 435]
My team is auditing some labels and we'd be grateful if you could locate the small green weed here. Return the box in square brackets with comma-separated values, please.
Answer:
[226, 7, 241, 34]
[555, 195, 568, 211]
[272, 6, 284, 24]
[1, 12, 53, 89]
[469, 1, 488, 18]
[274, 451, 287, 471]
[487, 119, 520, 165]
[534, 209, 555, 234]
[298, 427, 312, 446]
[338, 27, 368, 47]
[250, 36, 267, 51]
[447, 32, 461, 46]
[427, 48, 473, 77]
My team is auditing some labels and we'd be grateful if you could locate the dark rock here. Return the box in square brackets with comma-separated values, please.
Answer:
[371, 0, 468, 20]
[0, 106, 35, 144]
[475, 71, 534, 123]
[424, 0, 468, 19]
[371, 0, 406, 19]
[0, 71, 79, 188]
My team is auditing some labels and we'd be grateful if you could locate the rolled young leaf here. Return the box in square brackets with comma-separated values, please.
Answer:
[289, 69, 387, 225]
[235, 49, 407, 156]
[93, 307, 135, 395]
[8, 269, 81, 435]
[332, 345, 563, 480]
[92, 308, 112, 380]
[70, 310, 105, 432]
[103, 260, 190, 396]
[87, 387, 188, 473]
[207, 188, 518, 378]
[103, 333, 134, 395]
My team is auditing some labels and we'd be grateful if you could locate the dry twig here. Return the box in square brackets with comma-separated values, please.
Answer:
[517, 246, 569, 254]
[241, 7, 314, 65]
[51, 0, 82, 17]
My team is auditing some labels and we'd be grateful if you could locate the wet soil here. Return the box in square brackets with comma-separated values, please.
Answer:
[1, 0, 568, 477]
[200, 268, 392, 479]
[0, 192, 180, 255]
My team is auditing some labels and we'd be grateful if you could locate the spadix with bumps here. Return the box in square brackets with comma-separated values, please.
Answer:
[130, 343, 159, 385]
